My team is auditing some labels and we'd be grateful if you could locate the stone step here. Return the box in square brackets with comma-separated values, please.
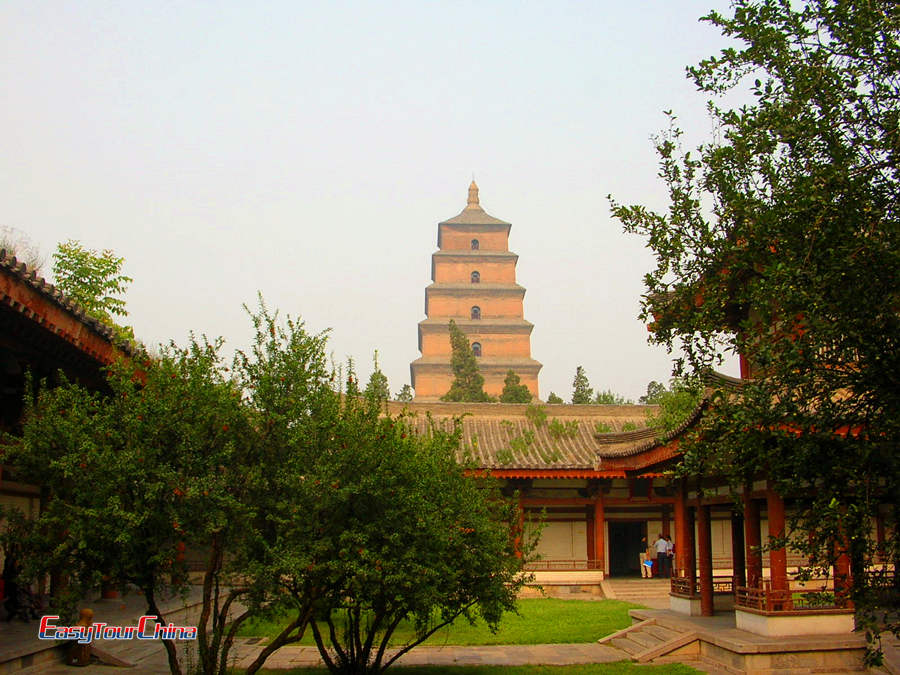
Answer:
[644, 624, 683, 642]
[627, 630, 665, 649]
[609, 636, 644, 656]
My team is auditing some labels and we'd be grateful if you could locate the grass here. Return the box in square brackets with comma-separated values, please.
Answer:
[238, 599, 644, 646]
[256, 665, 701, 675]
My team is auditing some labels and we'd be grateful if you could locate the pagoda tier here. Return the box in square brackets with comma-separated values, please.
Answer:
[410, 181, 542, 400]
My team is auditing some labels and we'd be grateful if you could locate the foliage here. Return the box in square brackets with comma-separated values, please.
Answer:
[364, 351, 390, 402]
[594, 422, 612, 434]
[441, 320, 496, 402]
[52, 240, 132, 321]
[524, 404, 547, 428]
[638, 381, 666, 405]
[233, 309, 527, 675]
[548, 419, 579, 440]
[238, 598, 643, 646]
[570, 366, 593, 404]
[644, 378, 702, 435]
[592, 389, 633, 405]
[499, 370, 532, 403]
[546, 392, 564, 404]
[395, 384, 414, 402]
[610, 0, 900, 646]
[8, 337, 254, 675]
[621, 422, 637, 432]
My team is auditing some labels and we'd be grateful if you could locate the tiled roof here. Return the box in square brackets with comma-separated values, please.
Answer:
[0, 250, 136, 356]
[385, 401, 659, 470]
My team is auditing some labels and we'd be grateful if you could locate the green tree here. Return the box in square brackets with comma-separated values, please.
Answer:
[233, 310, 526, 675]
[611, 0, 900, 646]
[638, 380, 667, 404]
[441, 320, 495, 402]
[546, 391, 564, 404]
[364, 350, 390, 402]
[645, 378, 702, 435]
[592, 389, 633, 405]
[499, 370, 532, 403]
[9, 338, 255, 675]
[52, 240, 132, 322]
[570, 366, 593, 404]
[395, 384, 414, 402]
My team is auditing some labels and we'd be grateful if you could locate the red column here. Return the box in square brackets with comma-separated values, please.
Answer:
[731, 511, 746, 589]
[662, 505, 670, 537]
[766, 489, 788, 593]
[697, 503, 714, 616]
[674, 482, 688, 578]
[514, 498, 524, 558]
[686, 504, 697, 596]
[834, 538, 852, 601]
[744, 493, 763, 588]
[594, 496, 605, 574]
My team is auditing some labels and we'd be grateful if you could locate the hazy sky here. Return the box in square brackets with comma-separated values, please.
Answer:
[1, 1, 744, 401]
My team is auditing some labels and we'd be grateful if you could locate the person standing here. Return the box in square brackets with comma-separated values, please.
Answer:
[639, 537, 653, 578]
[654, 533, 668, 578]
[665, 535, 675, 577]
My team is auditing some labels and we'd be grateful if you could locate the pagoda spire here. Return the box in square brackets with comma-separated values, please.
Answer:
[467, 180, 480, 209]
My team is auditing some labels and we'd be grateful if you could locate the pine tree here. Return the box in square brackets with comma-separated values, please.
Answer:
[499, 370, 531, 403]
[546, 392, 564, 404]
[364, 351, 390, 402]
[395, 384, 414, 402]
[570, 366, 593, 404]
[441, 321, 494, 402]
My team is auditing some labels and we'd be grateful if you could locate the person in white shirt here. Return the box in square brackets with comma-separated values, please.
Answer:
[665, 535, 674, 577]
[655, 534, 669, 578]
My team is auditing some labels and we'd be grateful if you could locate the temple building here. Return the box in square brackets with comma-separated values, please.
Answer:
[409, 181, 542, 400]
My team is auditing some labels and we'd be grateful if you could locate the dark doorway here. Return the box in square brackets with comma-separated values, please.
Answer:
[608, 521, 644, 576]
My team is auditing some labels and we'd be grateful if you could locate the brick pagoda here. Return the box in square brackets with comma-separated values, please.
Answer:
[410, 181, 542, 400]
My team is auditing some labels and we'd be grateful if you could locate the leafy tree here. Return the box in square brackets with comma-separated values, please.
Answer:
[395, 384, 414, 402]
[611, 0, 900, 647]
[592, 389, 633, 405]
[233, 310, 526, 675]
[441, 320, 495, 402]
[570, 366, 593, 404]
[638, 380, 667, 404]
[645, 378, 702, 435]
[364, 350, 390, 402]
[546, 392, 564, 404]
[52, 240, 132, 321]
[499, 370, 532, 403]
[9, 338, 254, 675]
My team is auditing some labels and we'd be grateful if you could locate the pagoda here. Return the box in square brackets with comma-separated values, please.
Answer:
[410, 181, 542, 400]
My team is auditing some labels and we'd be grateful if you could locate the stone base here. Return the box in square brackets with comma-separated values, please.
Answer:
[735, 607, 855, 636]
[669, 593, 735, 616]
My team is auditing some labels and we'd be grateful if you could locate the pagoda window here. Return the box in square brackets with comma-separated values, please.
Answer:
[471, 271, 480, 284]
[471, 306, 481, 320]
[471, 239, 479, 250]
[472, 342, 482, 357]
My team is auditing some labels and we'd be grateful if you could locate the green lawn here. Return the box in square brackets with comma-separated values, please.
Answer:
[257, 665, 700, 675]
[238, 599, 644, 645]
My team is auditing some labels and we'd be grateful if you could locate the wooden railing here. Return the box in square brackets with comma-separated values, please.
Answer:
[670, 575, 733, 597]
[734, 583, 852, 613]
[524, 559, 604, 571]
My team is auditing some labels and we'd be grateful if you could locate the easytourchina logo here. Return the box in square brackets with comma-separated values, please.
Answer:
[39, 615, 198, 644]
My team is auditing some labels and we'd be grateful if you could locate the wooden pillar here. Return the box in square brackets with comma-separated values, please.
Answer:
[686, 504, 697, 596]
[594, 496, 605, 574]
[766, 489, 788, 592]
[514, 498, 524, 558]
[674, 481, 688, 578]
[731, 510, 746, 589]
[744, 492, 763, 588]
[661, 504, 670, 538]
[697, 503, 714, 616]
[834, 538, 852, 600]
